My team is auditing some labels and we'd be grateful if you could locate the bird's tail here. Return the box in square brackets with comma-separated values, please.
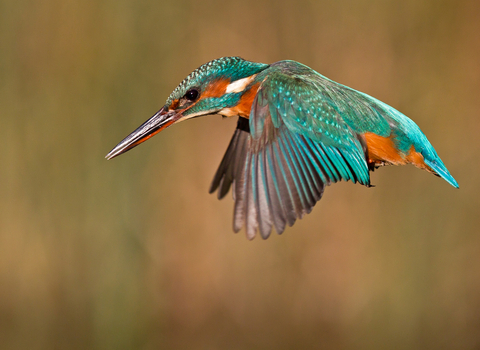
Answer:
[424, 157, 459, 188]
[362, 130, 458, 188]
[357, 93, 459, 188]
[361, 120, 458, 190]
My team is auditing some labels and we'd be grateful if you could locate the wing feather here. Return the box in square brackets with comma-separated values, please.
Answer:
[288, 133, 323, 201]
[210, 125, 249, 199]
[254, 151, 273, 238]
[210, 63, 377, 238]
[244, 151, 257, 239]
[282, 130, 317, 211]
[263, 143, 288, 234]
[277, 131, 309, 219]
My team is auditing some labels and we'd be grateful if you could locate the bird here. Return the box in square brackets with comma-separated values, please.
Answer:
[106, 56, 458, 240]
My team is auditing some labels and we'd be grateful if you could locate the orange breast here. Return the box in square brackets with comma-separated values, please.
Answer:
[234, 82, 261, 118]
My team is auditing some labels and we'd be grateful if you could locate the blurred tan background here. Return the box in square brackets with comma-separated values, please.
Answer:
[1, 0, 479, 349]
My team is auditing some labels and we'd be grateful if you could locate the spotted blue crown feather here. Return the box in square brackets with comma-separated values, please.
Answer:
[165, 57, 268, 107]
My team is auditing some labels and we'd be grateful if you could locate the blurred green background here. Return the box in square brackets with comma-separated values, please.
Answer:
[1, 0, 479, 349]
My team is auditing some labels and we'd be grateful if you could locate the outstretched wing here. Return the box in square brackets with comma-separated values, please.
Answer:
[211, 63, 377, 239]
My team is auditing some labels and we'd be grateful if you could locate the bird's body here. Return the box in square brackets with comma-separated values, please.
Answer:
[107, 57, 458, 239]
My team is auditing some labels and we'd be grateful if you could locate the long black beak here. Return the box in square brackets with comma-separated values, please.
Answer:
[106, 107, 178, 160]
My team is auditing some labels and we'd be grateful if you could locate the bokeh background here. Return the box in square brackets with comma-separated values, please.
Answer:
[1, 0, 479, 349]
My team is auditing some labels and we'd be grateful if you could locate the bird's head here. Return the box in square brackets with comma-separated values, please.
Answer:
[106, 57, 268, 159]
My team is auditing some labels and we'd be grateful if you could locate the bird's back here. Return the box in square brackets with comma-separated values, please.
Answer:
[264, 60, 458, 187]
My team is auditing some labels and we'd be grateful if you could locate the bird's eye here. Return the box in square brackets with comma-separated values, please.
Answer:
[185, 89, 199, 101]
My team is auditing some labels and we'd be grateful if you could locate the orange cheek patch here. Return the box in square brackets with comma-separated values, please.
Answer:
[202, 78, 231, 98]
[170, 78, 231, 114]
[192, 78, 260, 119]
[221, 82, 260, 118]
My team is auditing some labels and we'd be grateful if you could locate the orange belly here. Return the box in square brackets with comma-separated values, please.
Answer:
[363, 132, 432, 172]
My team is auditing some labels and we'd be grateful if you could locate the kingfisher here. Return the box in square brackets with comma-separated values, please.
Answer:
[106, 57, 458, 239]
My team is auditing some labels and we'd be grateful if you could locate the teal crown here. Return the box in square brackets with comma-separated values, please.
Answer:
[165, 57, 269, 107]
